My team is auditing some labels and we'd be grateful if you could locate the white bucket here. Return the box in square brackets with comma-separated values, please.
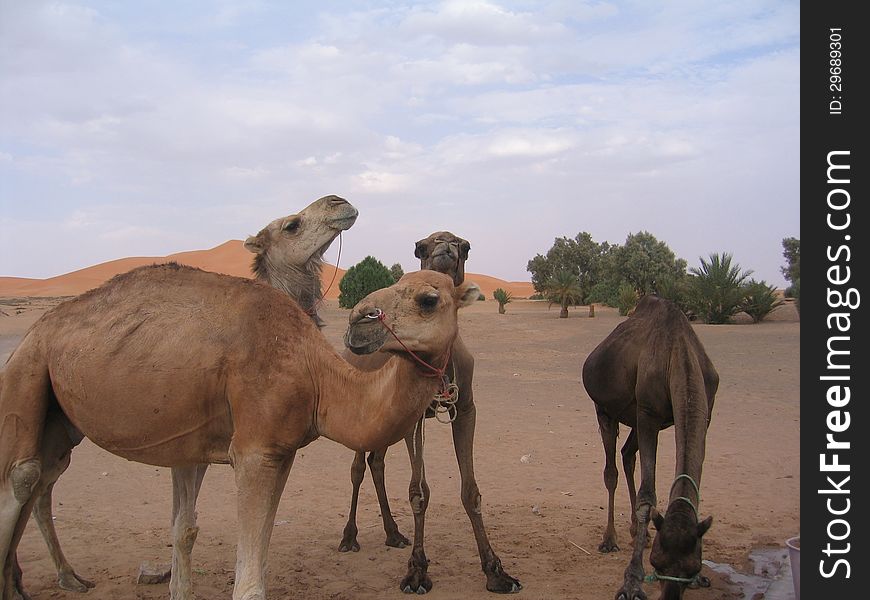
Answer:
[785, 536, 800, 600]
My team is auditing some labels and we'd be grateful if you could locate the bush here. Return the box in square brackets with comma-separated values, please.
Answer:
[338, 256, 395, 309]
[741, 279, 785, 323]
[615, 283, 638, 316]
[688, 253, 752, 324]
[389, 263, 405, 283]
[493, 288, 513, 314]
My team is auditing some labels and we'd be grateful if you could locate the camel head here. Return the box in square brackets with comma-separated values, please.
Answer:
[648, 506, 713, 599]
[244, 195, 358, 272]
[344, 271, 479, 363]
[414, 231, 471, 286]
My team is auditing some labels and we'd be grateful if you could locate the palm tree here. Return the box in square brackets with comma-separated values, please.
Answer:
[741, 279, 785, 323]
[688, 252, 753, 324]
[545, 270, 583, 318]
[492, 288, 513, 314]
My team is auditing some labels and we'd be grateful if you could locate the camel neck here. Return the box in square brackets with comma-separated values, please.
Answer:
[254, 255, 324, 325]
[670, 409, 708, 511]
[310, 348, 445, 452]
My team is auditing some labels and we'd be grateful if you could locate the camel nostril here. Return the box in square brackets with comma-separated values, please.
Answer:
[329, 196, 348, 205]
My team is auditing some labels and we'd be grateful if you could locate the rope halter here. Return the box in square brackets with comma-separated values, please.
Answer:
[364, 308, 458, 421]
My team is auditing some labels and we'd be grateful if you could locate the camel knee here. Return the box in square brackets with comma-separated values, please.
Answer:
[10, 460, 41, 505]
[603, 465, 618, 490]
[175, 525, 199, 555]
[461, 484, 482, 515]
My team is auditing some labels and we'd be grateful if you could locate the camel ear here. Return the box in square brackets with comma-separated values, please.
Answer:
[651, 507, 664, 531]
[459, 239, 471, 260]
[244, 234, 266, 255]
[697, 515, 713, 538]
[414, 240, 428, 259]
[456, 282, 481, 308]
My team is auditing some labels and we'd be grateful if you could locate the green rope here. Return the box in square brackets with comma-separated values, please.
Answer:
[672, 496, 698, 518]
[644, 571, 698, 584]
[671, 473, 700, 501]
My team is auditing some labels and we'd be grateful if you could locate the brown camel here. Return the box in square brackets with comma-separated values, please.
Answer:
[338, 232, 521, 594]
[582, 295, 718, 600]
[0, 266, 480, 600]
[14, 195, 358, 597]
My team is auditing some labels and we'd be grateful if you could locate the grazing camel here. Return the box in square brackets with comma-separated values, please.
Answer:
[0, 266, 480, 600]
[13, 195, 358, 597]
[582, 295, 718, 600]
[338, 232, 521, 594]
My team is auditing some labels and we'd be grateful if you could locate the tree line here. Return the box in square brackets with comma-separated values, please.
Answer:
[526, 231, 800, 323]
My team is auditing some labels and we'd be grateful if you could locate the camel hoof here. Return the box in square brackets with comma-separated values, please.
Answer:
[58, 571, 96, 593]
[338, 539, 361, 552]
[400, 571, 432, 594]
[385, 531, 410, 548]
[598, 540, 620, 553]
[485, 571, 522, 594]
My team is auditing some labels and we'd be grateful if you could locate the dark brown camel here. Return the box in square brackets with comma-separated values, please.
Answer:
[582, 295, 718, 600]
[0, 266, 480, 600]
[338, 232, 521, 595]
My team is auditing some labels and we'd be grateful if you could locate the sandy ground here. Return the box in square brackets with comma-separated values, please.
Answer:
[1, 296, 800, 600]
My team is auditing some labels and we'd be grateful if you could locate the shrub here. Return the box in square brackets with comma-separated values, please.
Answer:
[615, 283, 638, 316]
[688, 253, 753, 324]
[741, 279, 785, 323]
[389, 263, 405, 283]
[338, 256, 395, 309]
[493, 288, 513, 314]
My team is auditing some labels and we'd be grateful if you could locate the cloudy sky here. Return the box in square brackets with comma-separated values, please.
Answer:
[0, 1, 799, 286]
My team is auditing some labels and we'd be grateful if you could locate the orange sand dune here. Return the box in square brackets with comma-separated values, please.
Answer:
[0, 241, 533, 300]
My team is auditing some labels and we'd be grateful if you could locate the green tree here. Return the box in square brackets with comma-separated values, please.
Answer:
[741, 279, 785, 323]
[492, 288, 513, 314]
[781, 238, 800, 316]
[389, 263, 405, 283]
[338, 256, 395, 309]
[780, 237, 800, 289]
[545, 270, 583, 318]
[608, 231, 688, 296]
[688, 252, 753, 324]
[527, 232, 606, 303]
[615, 283, 639, 316]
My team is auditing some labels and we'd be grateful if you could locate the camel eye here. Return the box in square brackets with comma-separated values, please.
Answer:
[418, 293, 439, 310]
[284, 219, 301, 232]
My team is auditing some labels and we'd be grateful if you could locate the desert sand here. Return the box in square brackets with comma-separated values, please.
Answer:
[1, 290, 799, 600]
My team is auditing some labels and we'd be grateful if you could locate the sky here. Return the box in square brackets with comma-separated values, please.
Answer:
[0, 0, 799, 286]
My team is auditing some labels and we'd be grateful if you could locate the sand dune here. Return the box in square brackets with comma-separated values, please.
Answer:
[0, 241, 534, 300]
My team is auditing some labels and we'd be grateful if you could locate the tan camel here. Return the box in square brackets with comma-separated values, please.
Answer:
[338, 232, 521, 594]
[582, 295, 718, 600]
[14, 195, 358, 597]
[0, 266, 480, 600]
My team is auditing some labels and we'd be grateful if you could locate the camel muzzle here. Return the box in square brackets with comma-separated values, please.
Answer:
[344, 312, 388, 355]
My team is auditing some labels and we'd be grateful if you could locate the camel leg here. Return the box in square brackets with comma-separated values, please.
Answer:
[0, 362, 51, 600]
[33, 483, 94, 593]
[31, 413, 93, 593]
[620, 430, 639, 538]
[231, 451, 294, 600]
[338, 451, 366, 552]
[451, 400, 520, 593]
[595, 406, 620, 553]
[168, 466, 203, 600]
[367, 449, 409, 548]
[615, 418, 660, 600]
[400, 419, 431, 594]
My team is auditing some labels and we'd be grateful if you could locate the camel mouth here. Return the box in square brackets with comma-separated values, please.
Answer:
[344, 320, 388, 355]
[328, 207, 359, 232]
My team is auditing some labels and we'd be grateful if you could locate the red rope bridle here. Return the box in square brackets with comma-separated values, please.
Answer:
[365, 308, 459, 424]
